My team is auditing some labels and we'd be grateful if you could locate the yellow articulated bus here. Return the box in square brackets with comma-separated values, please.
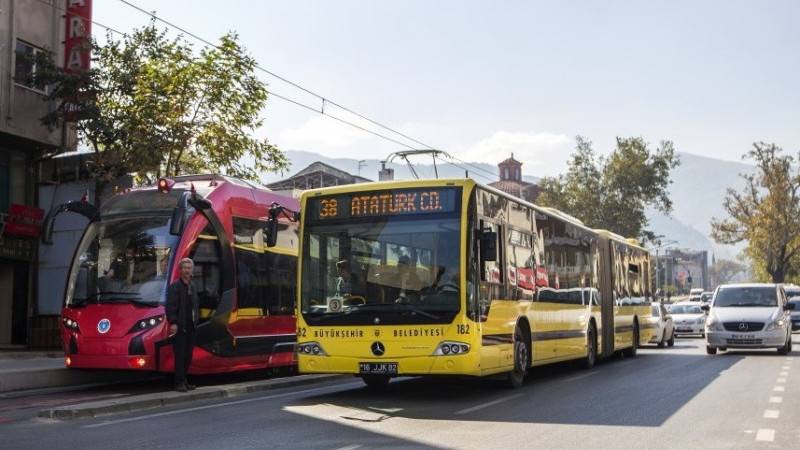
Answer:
[277, 178, 653, 388]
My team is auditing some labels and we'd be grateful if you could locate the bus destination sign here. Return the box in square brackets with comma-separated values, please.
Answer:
[309, 187, 459, 221]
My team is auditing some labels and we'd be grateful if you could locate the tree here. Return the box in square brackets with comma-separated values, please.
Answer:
[31, 21, 288, 204]
[710, 142, 800, 283]
[536, 136, 679, 243]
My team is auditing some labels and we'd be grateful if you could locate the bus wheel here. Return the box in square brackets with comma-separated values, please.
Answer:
[623, 322, 639, 358]
[506, 326, 529, 388]
[362, 374, 391, 389]
[583, 324, 597, 370]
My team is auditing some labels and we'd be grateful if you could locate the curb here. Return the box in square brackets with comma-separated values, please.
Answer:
[38, 374, 349, 420]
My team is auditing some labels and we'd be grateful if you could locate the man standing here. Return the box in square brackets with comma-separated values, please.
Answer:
[166, 257, 200, 392]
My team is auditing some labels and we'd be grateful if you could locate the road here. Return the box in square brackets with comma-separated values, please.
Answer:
[3, 336, 798, 450]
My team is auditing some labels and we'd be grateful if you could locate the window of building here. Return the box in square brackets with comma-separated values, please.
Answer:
[14, 41, 47, 91]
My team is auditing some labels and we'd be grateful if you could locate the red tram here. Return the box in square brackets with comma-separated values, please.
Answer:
[44, 174, 299, 374]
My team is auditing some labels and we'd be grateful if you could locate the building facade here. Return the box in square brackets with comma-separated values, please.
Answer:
[1, 0, 85, 347]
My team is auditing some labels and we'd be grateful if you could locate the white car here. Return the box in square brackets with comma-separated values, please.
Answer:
[668, 302, 706, 337]
[645, 303, 675, 348]
[703, 283, 795, 355]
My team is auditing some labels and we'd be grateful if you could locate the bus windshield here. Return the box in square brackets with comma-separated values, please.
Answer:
[65, 215, 180, 307]
[300, 215, 462, 326]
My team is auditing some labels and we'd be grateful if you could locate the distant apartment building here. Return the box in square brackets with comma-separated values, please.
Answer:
[1, 0, 89, 347]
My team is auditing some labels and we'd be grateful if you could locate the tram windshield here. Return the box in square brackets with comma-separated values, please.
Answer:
[65, 216, 180, 307]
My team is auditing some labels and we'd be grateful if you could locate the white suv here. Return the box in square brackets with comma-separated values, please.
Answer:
[703, 283, 795, 355]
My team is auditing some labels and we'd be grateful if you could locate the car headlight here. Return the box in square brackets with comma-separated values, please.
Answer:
[706, 317, 724, 332]
[765, 318, 786, 331]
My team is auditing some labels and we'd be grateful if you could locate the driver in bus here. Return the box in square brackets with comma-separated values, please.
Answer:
[107, 244, 151, 284]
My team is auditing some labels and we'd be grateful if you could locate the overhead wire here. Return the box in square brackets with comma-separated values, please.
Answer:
[38, 0, 502, 182]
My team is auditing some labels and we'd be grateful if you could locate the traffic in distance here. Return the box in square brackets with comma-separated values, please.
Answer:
[44, 173, 798, 389]
[44, 174, 300, 375]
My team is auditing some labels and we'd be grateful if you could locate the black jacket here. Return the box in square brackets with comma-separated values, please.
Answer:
[166, 279, 200, 332]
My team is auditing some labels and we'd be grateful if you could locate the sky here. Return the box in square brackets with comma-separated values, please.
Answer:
[91, 0, 800, 178]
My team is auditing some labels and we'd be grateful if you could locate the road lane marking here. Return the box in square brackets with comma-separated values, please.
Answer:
[768, 396, 782, 403]
[764, 410, 779, 419]
[773, 386, 785, 392]
[455, 394, 523, 415]
[779, 371, 789, 377]
[777, 377, 786, 383]
[755, 429, 775, 442]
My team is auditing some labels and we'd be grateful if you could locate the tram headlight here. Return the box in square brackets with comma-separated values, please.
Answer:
[296, 342, 327, 356]
[158, 177, 175, 193]
[127, 314, 165, 334]
[433, 341, 470, 356]
[62, 317, 81, 333]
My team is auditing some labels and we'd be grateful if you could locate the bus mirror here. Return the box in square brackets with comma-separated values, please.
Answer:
[265, 220, 279, 247]
[480, 229, 497, 262]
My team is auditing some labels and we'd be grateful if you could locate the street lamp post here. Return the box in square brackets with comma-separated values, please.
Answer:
[649, 239, 678, 300]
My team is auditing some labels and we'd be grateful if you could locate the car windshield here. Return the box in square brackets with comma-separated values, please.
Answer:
[713, 286, 778, 307]
[669, 304, 703, 314]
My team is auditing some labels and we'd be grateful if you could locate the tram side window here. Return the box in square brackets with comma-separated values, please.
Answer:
[263, 252, 297, 315]
[189, 227, 222, 319]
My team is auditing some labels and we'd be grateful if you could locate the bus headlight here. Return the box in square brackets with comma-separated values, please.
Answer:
[433, 341, 470, 356]
[296, 342, 327, 356]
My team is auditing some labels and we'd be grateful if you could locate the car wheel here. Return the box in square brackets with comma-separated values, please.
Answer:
[657, 329, 666, 348]
[778, 337, 790, 355]
[667, 330, 675, 347]
[706, 346, 717, 355]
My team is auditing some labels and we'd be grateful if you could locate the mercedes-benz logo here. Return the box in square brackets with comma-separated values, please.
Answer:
[371, 341, 385, 356]
[738, 323, 749, 331]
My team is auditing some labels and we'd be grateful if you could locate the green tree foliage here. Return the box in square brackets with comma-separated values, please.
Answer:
[537, 136, 679, 243]
[710, 142, 800, 283]
[31, 21, 288, 202]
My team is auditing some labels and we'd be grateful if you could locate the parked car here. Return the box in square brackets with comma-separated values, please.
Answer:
[699, 291, 714, 305]
[668, 302, 706, 337]
[645, 303, 675, 348]
[703, 283, 795, 355]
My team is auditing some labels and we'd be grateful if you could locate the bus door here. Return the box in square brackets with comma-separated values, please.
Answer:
[596, 236, 615, 358]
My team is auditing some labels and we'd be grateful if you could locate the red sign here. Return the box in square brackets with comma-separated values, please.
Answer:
[5, 204, 45, 238]
[64, 0, 92, 72]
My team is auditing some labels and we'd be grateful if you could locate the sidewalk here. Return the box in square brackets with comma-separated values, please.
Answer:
[0, 348, 347, 420]
[0, 348, 154, 394]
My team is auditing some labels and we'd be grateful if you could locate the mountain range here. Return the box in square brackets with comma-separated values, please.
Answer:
[263, 150, 757, 261]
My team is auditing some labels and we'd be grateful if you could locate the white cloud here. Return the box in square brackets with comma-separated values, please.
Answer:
[277, 109, 378, 150]
[459, 131, 574, 178]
